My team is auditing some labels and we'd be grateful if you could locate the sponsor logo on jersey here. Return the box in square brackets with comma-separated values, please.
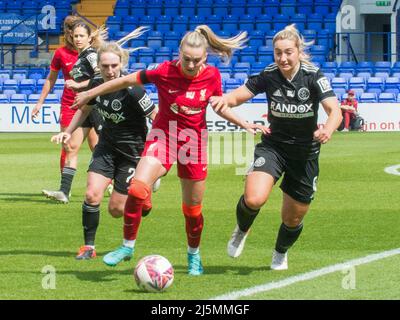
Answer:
[169, 103, 202, 115]
[87, 53, 98, 68]
[298, 87, 310, 101]
[273, 89, 282, 97]
[138, 94, 153, 112]
[286, 90, 295, 98]
[111, 99, 122, 111]
[270, 101, 314, 118]
[168, 89, 179, 94]
[317, 77, 332, 93]
[97, 109, 126, 124]
[186, 91, 195, 99]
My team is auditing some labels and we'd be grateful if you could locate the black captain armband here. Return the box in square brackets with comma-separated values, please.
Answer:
[138, 70, 149, 85]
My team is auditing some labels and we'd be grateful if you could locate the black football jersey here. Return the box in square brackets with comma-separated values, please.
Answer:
[245, 62, 337, 158]
[70, 47, 99, 83]
[87, 76, 155, 159]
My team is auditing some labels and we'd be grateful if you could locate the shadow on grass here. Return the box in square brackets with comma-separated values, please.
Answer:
[0, 193, 82, 204]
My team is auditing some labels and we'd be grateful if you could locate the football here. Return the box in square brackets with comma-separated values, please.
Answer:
[134, 255, 174, 292]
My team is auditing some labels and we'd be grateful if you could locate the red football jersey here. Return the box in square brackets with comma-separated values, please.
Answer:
[139, 60, 223, 134]
[50, 46, 78, 108]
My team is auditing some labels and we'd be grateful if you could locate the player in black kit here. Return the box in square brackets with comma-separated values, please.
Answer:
[43, 21, 108, 204]
[51, 27, 157, 260]
[211, 25, 342, 270]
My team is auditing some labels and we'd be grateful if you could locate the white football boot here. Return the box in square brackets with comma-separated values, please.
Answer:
[270, 249, 288, 270]
[227, 225, 249, 258]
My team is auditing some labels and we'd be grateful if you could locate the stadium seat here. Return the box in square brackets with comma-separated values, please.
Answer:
[273, 14, 290, 32]
[264, 0, 280, 16]
[181, 0, 196, 16]
[356, 72, 372, 81]
[307, 13, 323, 31]
[233, 72, 248, 83]
[314, 0, 330, 16]
[331, 77, 348, 90]
[291, 13, 307, 32]
[247, 0, 264, 16]
[27, 94, 41, 103]
[348, 77, 366, 90]
[10, 94, 27, 103]
[321, 61, 338, 74]
[0, 94, 9, 103]
[324, 13, 337, 33]
[339, 61, 357, 74]
[230, 0, 246, 16]
[147, 0, 163, 17]
[357, 61, 375, 74]
[297, 0, 313, 15]
[378, 92, 396, 103]
[359, 92, 377, 103]
[3, 79, 19, 91]
[44, 93, 59, 103]
[338, 72, 354, 83]
[367, 77, 384, 91]
[384, 77, 400, 90]
[375, 72, 389, 81]
[374, 61, 391, 73]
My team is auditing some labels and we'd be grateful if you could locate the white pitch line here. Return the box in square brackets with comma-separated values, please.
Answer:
[210, 248, 400, 300]
[384, 164, 400, 176]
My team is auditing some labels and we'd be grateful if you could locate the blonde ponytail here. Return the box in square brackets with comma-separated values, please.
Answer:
[180, 25, 248, 63]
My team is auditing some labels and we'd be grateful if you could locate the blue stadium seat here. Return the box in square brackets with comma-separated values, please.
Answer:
[206, 15, 222, 32]
[297, 0, 313, 15]
[357, 61, 374, 74]
[348, 77, 366, 90]
[234, 62, 251, 74]
[378, 92, 396, 103]
[324, 13, 337, 33]
[147, 0, 163, 17]
[338, 61, 357, 75]
[0, 94, 9, 103]
[225, 78, 242, 90]
[255, 14, 272, 33]
[280, 0, 297, 17]
[331, 77, 347, 90]
[233, 72, 248, 83]
[114, 0, 129, 16]
[10, 93, 27, 103]
[375, 72, 389, 81]
[6, 1, 22, 14]
[239, 14, 255, 33]
[314, 0, 330, 16]
[230, 0, 246, 16]
[384, 77, 400, 90]
[251, 61, 268, 74]
[129, 0, 145, 16]
[44, 93, 59, 103]
[359, 92, 377, 103]
[321, 61, 338, 74]
[19, 79, 36, 93]
[356, 72, 372, 82]
[248, 30, 265, 48]
[3, 79, 19, 91]
[54, 79, 65, 91]
[247, 0, 264, 16]
[302, 29, 317, 43]
[156, 16, 172, 33]
[181, 0, 196, 16]
[27, 94, 41, 104]
[213, 0, 229, 17]
[291, 14, 307, 32]
[240, 46, 258, 64]
[307, 13, 323, 31]
[338, 72, 353, 83]
[323, 72, 336, 81]
[147, 31, 163, 50]
[367, 77, 384, 91]
[374, 61, 391, 73]
[189, 16, 206, 30]
[264, 0, 280, 16]
[149, 92, 159, 104]
[273, 14, 290, 32]
[164, 0, 179, 16]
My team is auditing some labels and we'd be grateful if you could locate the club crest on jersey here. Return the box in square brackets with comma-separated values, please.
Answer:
[287, 90, 295, 98]
[298, 87, 310, 101]
[111, 99, 122, 111]
[254, 157, 266, 167]
[200, 89, 207, 101]
[138, 94, 153, 111]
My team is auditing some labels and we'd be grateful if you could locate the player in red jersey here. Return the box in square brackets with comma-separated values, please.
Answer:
[73, 25, 267, 275]
[32, 16, 100, 204]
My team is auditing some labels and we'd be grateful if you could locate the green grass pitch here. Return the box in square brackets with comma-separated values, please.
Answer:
[0, 131, 399, 300]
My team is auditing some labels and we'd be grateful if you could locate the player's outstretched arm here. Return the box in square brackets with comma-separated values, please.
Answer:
[210, 85, 254, 113]
[73, 72, 139, 109]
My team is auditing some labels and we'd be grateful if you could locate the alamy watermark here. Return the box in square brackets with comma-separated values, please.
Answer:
[41, 265, 56, 290]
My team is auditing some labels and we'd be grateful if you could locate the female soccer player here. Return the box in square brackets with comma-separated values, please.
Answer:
[32, 16, 99, 204]
[51, 27, 157, 260]
[211, 24, 342, 270]
[73, 25, 267, 275]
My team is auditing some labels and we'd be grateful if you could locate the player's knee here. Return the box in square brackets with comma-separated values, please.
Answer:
[128, 179, 150, 201]
[182, 202, 202, 217]
[64, 141, 80, 154]
[243, 194, 266, 210]
[108, 203, 123, 218]
[85, 189, 102, 205]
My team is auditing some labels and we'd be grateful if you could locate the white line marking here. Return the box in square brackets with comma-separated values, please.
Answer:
[384, 164, 400, 176]
[209, 248, 400, 300]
